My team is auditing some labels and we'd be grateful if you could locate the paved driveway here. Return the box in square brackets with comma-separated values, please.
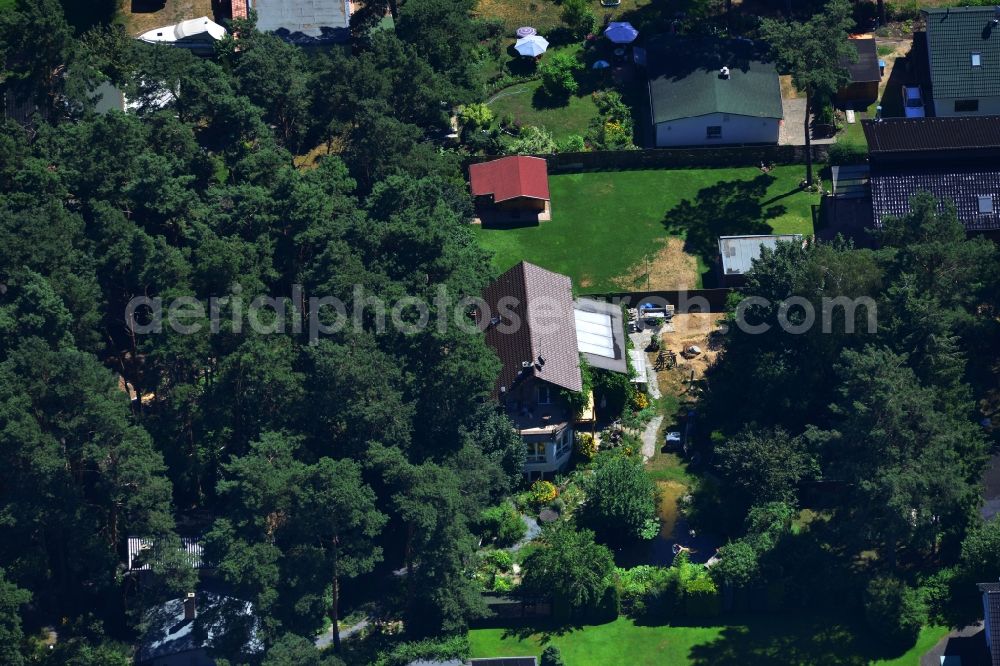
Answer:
[779, 98, 836, 146]
[920, 624, 989, 666]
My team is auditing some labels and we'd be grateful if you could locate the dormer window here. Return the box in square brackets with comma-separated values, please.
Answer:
[979, 195, 994, 214]
[536, 385, 552, 405]
[972, 52, 982, 67]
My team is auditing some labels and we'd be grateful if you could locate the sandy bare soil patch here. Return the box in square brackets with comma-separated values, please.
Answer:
[614, 238, 700, 291]
[654, 313, 725, 382]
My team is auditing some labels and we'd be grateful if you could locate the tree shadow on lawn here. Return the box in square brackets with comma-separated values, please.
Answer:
[532, 85, 574, 110]
[662, 174, 787, 278]
[499, 619, 608, 645]
[684, 613, 918, 666]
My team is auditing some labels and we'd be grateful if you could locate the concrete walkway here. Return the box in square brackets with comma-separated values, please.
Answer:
[640, 415, 663, 461]
[314, 616, 371, 649]
[630, 330, 664, 461]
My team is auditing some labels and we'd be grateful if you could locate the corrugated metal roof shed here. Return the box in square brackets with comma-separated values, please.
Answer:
[718, 235, 802, 276]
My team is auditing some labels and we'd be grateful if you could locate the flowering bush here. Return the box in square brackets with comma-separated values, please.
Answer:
[576, 432, 597, 460]
[632, 392, 649, 410]
[529, 480, 558, 506]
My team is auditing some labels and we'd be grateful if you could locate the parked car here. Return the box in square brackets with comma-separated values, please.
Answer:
[902, 86, 925, 118]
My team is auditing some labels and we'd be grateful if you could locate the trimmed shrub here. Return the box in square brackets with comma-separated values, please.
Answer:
[529, 480, 558, 507]
[828, 141, 868, 165]
[590, 582, 621, 623]
[558, 134, 586, 152]
[541, 646, 566, 666]
[539, 52, 582, 99]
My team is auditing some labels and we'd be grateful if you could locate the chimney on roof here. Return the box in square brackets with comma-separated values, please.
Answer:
[183, 592, 196, 621]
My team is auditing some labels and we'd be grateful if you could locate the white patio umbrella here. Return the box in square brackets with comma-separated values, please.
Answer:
[515, 35, 549, 57]
[604, 21, 639, 44]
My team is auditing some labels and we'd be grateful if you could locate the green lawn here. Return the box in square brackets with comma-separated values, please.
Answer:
[470, 617, 722, 665]
[469, 616, 947, 665]
[837, 102, 874, 149]
[488, 80, 600, 142]
[485, 42, 610, 142]
[476, 166, 819, 292]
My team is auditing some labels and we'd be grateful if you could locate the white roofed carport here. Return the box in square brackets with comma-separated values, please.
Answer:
[574, 309, 616, 358]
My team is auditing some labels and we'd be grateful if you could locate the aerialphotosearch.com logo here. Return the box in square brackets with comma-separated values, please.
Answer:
[124, 284, 877, 344]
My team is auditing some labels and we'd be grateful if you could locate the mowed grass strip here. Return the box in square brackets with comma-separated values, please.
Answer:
[475, 166, 819, 293]
[469, 615, 947, 665]
[469, 617, 724, 666]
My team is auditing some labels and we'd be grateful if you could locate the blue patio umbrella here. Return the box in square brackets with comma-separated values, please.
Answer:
[515, 35, 549, 57]
[604, 21, 639, 44]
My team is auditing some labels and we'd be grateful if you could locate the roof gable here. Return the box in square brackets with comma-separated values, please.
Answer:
[924, 7, 1000, 99]
[469, 156, 550, 202]
[481, 262, 582, 394]
[647, 36, 783, 123]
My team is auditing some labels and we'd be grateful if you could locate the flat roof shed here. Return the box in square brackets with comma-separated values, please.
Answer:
[250, 0, 350, 43]
[719, 234, 803, 277]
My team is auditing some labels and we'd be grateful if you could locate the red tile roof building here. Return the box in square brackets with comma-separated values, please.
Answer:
[469, 156, 550, 204]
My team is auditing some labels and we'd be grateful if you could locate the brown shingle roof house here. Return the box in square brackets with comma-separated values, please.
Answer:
[479, 261, 582, 396]
[478, 262, 629, 479]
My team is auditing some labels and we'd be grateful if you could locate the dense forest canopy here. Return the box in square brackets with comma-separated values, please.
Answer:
[0, 0, 524, 661]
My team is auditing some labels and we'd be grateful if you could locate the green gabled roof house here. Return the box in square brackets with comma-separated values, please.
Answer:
[646, 36, 783, 147]
[924, 6, 1000, 116]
